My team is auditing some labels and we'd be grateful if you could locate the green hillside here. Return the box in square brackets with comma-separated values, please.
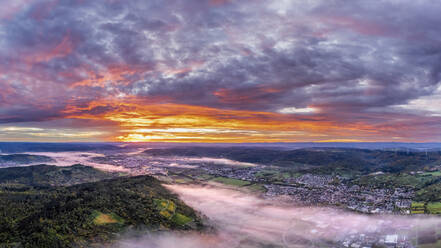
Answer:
[0, 165, 202, 247]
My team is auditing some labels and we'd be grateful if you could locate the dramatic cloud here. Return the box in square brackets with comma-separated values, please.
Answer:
[1, 0, 441, 142]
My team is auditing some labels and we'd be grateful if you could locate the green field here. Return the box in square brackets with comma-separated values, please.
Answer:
[171, 213, 193, 225]
[255, 169, 295, 182]
[411, 201, 441, 214]
[212, 177, 251, 186]
[195, 174, 214, 180]
[154, 199, 193, 225]
[411, 202, 425, 214]
[174, 178, 194, 184]
[427, 202, 441, 214]
[91, 210, 124, 225]
[422, 171, 441, 176]
[357, 173, 437, 189]
[245, 183, 267, 192]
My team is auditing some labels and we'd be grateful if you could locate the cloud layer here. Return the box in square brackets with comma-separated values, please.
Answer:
[1, 0, 441, 142]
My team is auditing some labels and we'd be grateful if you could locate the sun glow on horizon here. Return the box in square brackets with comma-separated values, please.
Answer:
[55, 100, 411, 143]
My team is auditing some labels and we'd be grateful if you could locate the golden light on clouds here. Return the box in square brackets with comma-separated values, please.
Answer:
[62, 100, 379, 142]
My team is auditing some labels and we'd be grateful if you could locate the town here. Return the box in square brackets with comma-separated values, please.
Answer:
[89, 151, 440, 247]
[93, 153, 416, 215]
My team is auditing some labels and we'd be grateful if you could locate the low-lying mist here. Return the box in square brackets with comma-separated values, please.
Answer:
[113, 184, 441, 248]
[27, 152, 129, 172]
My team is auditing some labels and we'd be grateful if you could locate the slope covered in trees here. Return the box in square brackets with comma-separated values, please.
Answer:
[0, 165, 202, 247]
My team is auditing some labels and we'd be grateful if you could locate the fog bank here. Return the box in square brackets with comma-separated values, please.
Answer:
[114, 184, 441, 248]
[27, 152, 129, 172]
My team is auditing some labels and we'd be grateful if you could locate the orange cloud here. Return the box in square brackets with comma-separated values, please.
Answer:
[69, 64, 153, 88]
[62, 100, 380, 142]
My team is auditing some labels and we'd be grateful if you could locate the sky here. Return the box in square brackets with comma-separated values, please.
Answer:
[0, 0, 441, 142]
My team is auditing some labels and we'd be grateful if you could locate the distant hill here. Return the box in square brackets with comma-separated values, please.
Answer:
[0, 164, 116, 186]
[0, 154, 55, 167]
[0, 142, 119, 153]
[0, 165, 202, 247]
[144, 147, 441, 173]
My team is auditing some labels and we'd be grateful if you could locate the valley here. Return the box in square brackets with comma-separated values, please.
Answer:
[1, 144, 441, 247]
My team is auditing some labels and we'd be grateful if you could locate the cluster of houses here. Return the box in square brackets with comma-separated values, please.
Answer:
[263, 177, 413, 214]
[199, 165, 415, 215]
[338, 233, 414, 248]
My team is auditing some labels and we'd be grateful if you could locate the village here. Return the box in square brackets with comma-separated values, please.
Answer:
[93, 154, 415, 215]
[199, 164, 414, 215]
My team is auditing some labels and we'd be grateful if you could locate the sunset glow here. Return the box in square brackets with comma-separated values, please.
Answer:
[1, 0, 441, 142]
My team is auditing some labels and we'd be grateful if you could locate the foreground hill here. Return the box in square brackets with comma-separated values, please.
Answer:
[0, 165, 202, 247]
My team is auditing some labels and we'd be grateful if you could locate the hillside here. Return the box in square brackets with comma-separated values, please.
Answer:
[0, 165, 202, 247]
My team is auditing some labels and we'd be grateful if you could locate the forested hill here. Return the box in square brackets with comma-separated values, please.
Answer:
[0, 165, 202, 247]
[144, 147, 441, 173]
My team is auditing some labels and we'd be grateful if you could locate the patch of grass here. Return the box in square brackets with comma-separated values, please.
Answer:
[154, 199, 193, 225]
[422, 171, 441, 177]
[412, 202, 425, 207]
[154, 199, 176, 219]
[159, 210, 173, 219]
[92, 210, 124, 225]
[245, 183, 267, 193]
[427, 202, 441, 214]
[167, 201, 176, 212]
[171, 213, 193, 225]
[255, 169, 288, 181]
[356, 173, 437, 189]
[411, 202, 425, 214]
[174, 178, 193, 184]
[155, 199, 168, 209]
[195, 174, 214, 180]
[212, 177, 251, 186]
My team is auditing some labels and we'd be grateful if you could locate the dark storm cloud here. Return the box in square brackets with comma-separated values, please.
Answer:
[1, 0, 441, 140]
